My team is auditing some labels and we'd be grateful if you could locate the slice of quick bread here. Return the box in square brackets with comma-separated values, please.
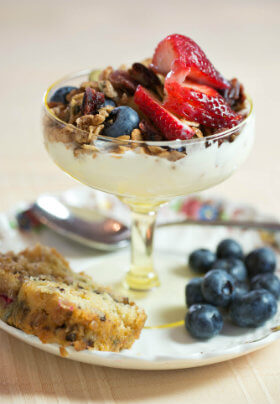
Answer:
[0, 244, 146, 352]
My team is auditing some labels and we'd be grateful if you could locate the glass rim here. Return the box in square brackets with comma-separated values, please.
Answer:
[43, 69, 254, 147]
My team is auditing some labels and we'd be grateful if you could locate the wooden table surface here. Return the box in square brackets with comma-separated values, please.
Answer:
[1, 0, 280, 403]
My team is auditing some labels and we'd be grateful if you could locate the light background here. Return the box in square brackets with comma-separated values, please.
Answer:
[0, 1, 280, 403]
[1, 0, 279, 214]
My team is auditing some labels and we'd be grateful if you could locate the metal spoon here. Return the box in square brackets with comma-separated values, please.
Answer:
[32, 195, 130, 251]
[32, 195, 280, 251]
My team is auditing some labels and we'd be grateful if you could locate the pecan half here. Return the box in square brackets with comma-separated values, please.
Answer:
[139, 120, 164, 141]
[129, 63, 163, 97]
[219, 78, 245, 109]
[81, 88, 105, 115]
[108, 70, 137, 95]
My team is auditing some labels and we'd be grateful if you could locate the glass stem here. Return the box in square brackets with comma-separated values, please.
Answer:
[125, 207, 160, 291]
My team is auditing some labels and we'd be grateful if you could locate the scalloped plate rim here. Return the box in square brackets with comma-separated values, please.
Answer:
[1, 319, 280, 370]
[1, 189, 280, 370]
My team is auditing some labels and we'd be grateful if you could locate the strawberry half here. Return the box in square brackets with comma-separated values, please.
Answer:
[134, 85, 195, 140]
[164, 80, 242, 128]
[151, 34, 229, 90]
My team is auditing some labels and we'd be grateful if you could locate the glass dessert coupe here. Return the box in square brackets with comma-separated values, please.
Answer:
[43, 70, 254, 325]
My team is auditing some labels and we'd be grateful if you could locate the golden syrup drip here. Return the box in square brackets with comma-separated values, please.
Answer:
[144, 320, 184, 330]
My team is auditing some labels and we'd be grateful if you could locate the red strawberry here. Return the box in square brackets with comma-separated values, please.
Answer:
[151, 34, 229, 90]
[134, 85, 195, 140]
[164, 80, 242, 128]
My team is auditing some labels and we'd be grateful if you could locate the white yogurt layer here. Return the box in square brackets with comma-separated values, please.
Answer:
[44, 113, 254, 205]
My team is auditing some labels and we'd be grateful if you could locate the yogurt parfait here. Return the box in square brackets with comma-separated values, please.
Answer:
[43, 34, 254, 290]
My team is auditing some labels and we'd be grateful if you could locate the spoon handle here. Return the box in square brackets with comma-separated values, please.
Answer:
[159, 218, 280, 232]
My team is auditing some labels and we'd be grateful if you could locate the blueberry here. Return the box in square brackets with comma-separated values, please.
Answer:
[251, 273, 280, 299]
[188, 249, 216, 274]
[216, 239, 243, 260]
[185, 278, 205, 307]
[235, 282, 250, 297]
[50, 86, 77, 104]
[245, 247, 276, 278]
[229, 290, 277, 327]
[163, 146, 185, 153]
[174, 146, 185, 153]
[202, 269, 236, 307]
[103, 106, 140, 137]
[185, 304, 223, 339]
[104, 98, 116, 107]
[211, 258, 247, 282]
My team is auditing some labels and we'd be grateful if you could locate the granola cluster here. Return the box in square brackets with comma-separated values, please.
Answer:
[44, 60, 247, 162]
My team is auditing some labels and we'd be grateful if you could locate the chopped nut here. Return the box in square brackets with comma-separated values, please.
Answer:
[201, 125, 214, 137]
[103, 105, 115, 113]
[94, 114, 106, 125]
[97, 80, 118, 99]
[80, 81, 99, 90]
[73, 147, 88, 157]
[111, 145, 130, 155]
[157, 150, 170, 159]
[134, 145, 151, 155]
[129, 63, 163, 98]
[193, 127, 204, 138]
[88, 124, 104, 141]
[80, 143, 99, 159]
[48, 101, 64, 109]
[118, 64, 128, 71]
[181, 119, 200, 128]
[47, 126, 72, 144]
[219, 78, 245, 110]
[111, 154, 122, 159]
[99, 66, 113, 81]
[119, 93, 128, 105]
[131, 129, 143, 141]
[69, 93, 84, 123]
[147, 145, 165, 155]
[72, 131, 90, 145]
[49, 105, 69, 121]
[108, 70, 137, 95]
[81, 144, 98, 151]
[76, 114, 105, 131]
[166, 150, 186, 161]
[139, 120, 164, 141]
[66, 88, 83, 103]
[98, 105, 114, 119]
[141, 58, 152, 67]
[156, 73, 165, 86]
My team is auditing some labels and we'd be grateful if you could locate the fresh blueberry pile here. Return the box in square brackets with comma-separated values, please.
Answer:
[185, 239, 279, 340]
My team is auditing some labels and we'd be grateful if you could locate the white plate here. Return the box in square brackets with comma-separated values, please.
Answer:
[0, 187, 279, 370]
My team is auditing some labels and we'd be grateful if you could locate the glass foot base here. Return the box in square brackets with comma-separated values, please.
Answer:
[124, 270, 160, 291]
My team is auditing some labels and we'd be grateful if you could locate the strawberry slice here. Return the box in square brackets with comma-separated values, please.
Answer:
[134, 85, 195, 140]
[151, 34, 229, 90]
[164, 80, 242, 128]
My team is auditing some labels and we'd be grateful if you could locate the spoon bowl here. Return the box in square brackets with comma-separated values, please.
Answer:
[32, 195, 130, 251]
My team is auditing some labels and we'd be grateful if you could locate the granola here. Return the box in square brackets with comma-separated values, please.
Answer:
[44, 34, 249, 163]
